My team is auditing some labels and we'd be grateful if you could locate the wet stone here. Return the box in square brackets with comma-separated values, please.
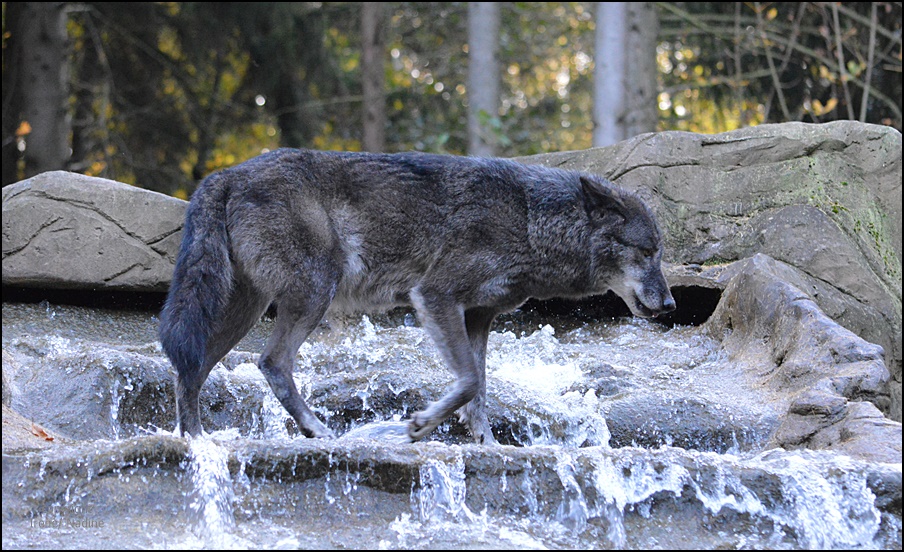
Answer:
[2, 297, 901, 548]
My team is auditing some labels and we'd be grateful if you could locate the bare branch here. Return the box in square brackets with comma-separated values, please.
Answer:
[814, 2, 902, 46]
[733, 3, 745, 123]
[830, 3, 856, 120]
[755, 2, 791, 120]
[762, 31, 902, 119]
[661, 69, 775, 95]
[860, 3, 879, 122]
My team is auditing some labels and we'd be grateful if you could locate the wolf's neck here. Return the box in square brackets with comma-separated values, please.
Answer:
[524, 195, 595, 297]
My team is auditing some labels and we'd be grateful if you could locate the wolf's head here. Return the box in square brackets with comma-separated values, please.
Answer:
[581, 176, 676, 318]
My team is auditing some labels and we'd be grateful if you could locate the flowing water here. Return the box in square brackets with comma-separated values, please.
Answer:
[2, 302, 901, 549]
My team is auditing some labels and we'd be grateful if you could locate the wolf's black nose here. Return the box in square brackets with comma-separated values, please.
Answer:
[662, 295, 676, 313]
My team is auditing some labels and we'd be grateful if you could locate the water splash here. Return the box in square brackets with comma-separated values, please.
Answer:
[186, 437, 237, 546]
[508, 447, 891, 549]
[553, 453, 592, 534]
[2, 303, 899, 549]
[488, 324, 611, 447]
[386, 455, 494, 548]
[415, 456, 476, 523]
[693, 450, 885, 549]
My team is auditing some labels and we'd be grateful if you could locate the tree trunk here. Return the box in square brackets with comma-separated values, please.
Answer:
[2, 3, 25, 185]
[467, 2, 500, 157]
[593, 2, 628, 147]
[624, 2, 659, 138]
[20, 2, 70, 177]
[361, 3, 386, 152]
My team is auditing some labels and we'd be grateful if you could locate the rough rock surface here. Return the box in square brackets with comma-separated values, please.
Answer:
[705, 254, 898, 463]
[2, 171, 184, 292]
[2, 433, 898, 549]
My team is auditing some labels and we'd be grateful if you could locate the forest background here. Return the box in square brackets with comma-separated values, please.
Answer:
[2, 2, 901, 198]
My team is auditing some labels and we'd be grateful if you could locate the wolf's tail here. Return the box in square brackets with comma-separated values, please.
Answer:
[158, 174, 234, 381]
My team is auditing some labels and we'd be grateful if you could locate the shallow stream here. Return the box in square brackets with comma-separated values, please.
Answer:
[2, 302, 900, 549]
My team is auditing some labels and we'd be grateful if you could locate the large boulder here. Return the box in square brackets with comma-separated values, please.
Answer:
[705, 254, 898, 463]
[520, 121, 902, 421]
[2, 171, 185, 292]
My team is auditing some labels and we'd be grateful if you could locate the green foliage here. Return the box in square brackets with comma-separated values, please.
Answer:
[3, 2, 900, 194]
[64, 2, 283, 194]
[498, 2, 595, 154]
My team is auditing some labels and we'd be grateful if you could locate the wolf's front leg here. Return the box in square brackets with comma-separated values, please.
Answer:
[408, 290, 481, 441]
[456, 306, 498, 444]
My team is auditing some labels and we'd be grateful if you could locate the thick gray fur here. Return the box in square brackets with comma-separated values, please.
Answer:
[158, 148, 675, 443]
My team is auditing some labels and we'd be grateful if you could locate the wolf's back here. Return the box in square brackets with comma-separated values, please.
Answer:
[158, 174, 234, 378]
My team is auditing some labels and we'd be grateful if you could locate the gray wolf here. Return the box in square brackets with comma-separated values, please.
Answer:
[158, 149, 675, 443]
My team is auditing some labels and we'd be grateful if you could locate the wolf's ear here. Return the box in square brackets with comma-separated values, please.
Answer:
[580, 176, 627, 217]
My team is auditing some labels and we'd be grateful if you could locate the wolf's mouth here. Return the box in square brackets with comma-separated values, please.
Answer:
[631, 293, 675, 319]
[632, 296, 658, 318]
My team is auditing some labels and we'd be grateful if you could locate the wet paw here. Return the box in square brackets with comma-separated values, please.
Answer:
[407, 412, 434, 441]
[456, 407, 471, 426]
[315, 428, 337, 439]
[304, 420, 337, 439]
[470, 422, 497, 445]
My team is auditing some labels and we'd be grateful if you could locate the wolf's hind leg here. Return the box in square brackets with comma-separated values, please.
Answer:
[176, 274, 270, 437]
[258, 288, 336, 439]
